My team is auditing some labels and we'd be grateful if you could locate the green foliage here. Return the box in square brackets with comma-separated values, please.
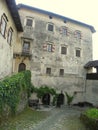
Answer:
[84, 108, 98, 119]
[52, 94, 59, 106]
[80, 108, 98, 130]
[32, 85, 56, 99]
[0, 70, 32, 116]
[65, 92, 75, 106]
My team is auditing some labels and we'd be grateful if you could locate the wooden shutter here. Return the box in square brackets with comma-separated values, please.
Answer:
[43, 44, 47, 51]
[52, 44, 55, 52]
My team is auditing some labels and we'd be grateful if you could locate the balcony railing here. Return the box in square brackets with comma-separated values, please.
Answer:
[13, 49, 32, 59]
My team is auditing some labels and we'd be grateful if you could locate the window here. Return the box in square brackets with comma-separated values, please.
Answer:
[0, 13, 8, 37]
[7, 27, 13, 45]
[47, 44, 52, 52]
[76, 49, 81, 57]
[23, 41, 30, 53]
[26, 18, 33, 26]
[74, 30, 81, 39]
[59, 69, 64, 76]
[46, 68, 51, 75]
[43, 42, 55, 52]
[61, 46, 67, 55]
[59, 26, 68, 35]
[48, 23, 54, 31]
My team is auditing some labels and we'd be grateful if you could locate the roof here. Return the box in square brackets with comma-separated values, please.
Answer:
[5, 0, 23, 32]
[84, 60, 98, 68]
[17, 4, 95, 33]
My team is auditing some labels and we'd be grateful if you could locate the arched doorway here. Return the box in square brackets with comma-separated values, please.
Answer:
[56, 92, 64, 107]
[42, 93, 50, 105]
[18, 63, 26, 72]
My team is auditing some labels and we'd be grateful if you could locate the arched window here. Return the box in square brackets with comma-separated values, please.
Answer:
[18, 63, 26, 72]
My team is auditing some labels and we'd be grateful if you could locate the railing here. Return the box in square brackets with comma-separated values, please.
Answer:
[13, 49, 32, 59]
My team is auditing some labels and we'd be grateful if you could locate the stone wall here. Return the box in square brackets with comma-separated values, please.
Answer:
[17, 5, 95, 104]
[85, 80, 98, 106]
[18, 6, 93, 86]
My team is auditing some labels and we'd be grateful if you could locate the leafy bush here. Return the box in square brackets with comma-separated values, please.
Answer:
[65, 92, 76, 106]
[80, 108, 98, 130]
[0, 70, 32, 116]
[84, 108, 98, 119]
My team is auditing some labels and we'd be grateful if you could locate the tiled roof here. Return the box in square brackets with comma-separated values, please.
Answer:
[17, 4, 95, 33]
[6, 0, 23, 32]
[84, 60, 98, 68]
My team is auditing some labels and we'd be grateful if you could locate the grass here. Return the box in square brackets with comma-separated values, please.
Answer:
[0, 107, 50, 130]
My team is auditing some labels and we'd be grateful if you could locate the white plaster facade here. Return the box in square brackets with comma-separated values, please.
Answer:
[0, 0, 23, 79]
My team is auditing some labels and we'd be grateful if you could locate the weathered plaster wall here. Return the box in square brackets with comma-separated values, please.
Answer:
[17, 6, 95, 103]
[0, 0, 18, 79]
[85, 80, 98, 106]
[19, 9, 92, 89]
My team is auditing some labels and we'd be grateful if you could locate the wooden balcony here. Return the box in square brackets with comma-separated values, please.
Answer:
[13, 49, 32, 59]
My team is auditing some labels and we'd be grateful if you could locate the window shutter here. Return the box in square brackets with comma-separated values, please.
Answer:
[74, 31, 77, 38]
[5, 26, 7, 39]
[59, 27, 63, 34]
[80, 33, 82, 39]
[43, 44, 47, 51]
[66, 28, 70, 36]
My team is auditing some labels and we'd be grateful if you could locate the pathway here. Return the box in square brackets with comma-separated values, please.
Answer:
[31, 106, 87, 130]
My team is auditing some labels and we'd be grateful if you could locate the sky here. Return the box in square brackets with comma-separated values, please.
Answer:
[16, 0, 98, 60]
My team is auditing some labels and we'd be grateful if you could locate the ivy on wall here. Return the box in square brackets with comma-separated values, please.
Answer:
[0, 70, 32, 116]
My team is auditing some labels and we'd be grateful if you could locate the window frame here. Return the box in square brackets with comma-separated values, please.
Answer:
[61, 46, 67, 55]
[59, 26, 68, 35]
[0, 14, 8, 38]
[76, 48, 81, 57]
[46, 67, 51, 75]
[47, 23, 54, 32]
[22, 40, 30, 53]
[25, 17, 33, 27]
[74, 30, 81, 39]
[47, 44, 52, 52]
[59, 69, 64, 76]
[7, 27, 13, 45]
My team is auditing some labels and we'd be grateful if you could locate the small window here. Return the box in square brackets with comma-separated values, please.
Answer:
[26, 18, 33, 26]
[0, 14, 8, 37]
[43, 42, 55, 52]
[61, 46, 67, 55]
[46, 68, 51, 75]
[47, 44, 52, 52]
[76, 49, 81, 57]
[7, 27, 13, 45]
[74, 30, 81, 39]
[48, 23, 54, 31]
[60, 26, 68, 35]
[59, 69, 64, 76]
[23, 41, 30, 53]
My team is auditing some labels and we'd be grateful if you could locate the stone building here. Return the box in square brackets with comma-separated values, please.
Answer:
[0, 0, 23, 79]
[16, 4, 95, 94]
[0, 1, 97, 104]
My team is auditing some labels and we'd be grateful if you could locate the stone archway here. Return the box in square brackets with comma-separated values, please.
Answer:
[42, 93, 50, 105]
[18, 63, 26, 72]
